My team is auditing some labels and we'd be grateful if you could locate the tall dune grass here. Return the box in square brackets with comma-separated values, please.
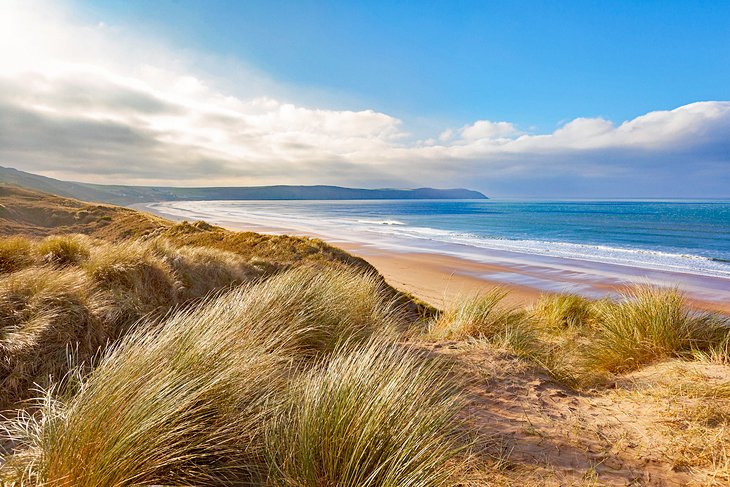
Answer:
[432, 286, 730, 388]
[0, 234, 393, 408]
[265, 339, 467, 487]
[33, 235, 90, 267]
[0, 267, 439, 486]
[0, 267, 109, 407]
[586, 287, 730, 373]
[0, 236, 267, 407]
[165, 265, 404, 360]
[530, 293, 595, 331]
[428, 288, 532, 354]
[0, 294, 292, 485]
[0, 237, 33, 274]
[148, 239, 262, 300]
[83, 240, 180, 326]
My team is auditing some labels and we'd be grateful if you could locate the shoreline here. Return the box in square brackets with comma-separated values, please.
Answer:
[137, 202, 730, 314]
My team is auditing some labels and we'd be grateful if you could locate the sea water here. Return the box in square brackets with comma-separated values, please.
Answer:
[152, 199, 730, 280]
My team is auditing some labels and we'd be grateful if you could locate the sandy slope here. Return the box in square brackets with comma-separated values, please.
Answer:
[426, 341, 730, 486]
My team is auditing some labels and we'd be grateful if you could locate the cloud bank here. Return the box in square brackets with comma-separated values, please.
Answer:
[1, 1, 728, 197]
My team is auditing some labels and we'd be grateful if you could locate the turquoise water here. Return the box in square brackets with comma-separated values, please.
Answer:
[152, 199, 730, 279]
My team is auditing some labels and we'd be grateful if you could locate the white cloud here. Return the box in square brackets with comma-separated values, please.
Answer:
[459, 120, 521, 141]
[0, 0, 728, 196]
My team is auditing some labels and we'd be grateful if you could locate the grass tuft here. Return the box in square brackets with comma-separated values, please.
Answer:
[0, 267, 108, 407]
[265, 338, 468, 487]
[148, 239, 262, 301]
[0, 236, 33, 274]
[33, 235, 90, 267]
[587, 286, 730, 373]
[429, 288, 529, 345]
[83, 240, 179, 326]
[179, 265, 405, 360]
[530, 293, 595, 331]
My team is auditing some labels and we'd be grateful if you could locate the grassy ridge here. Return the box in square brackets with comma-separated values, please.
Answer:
[1, 266, 464, 486]
[0, 185, 168, 239]
[429, 287, 730, 388]
[0, 229, 431, 409]
[0, 234, 263, 408]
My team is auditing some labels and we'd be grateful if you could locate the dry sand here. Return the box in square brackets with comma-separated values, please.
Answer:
[337, 243, 542, 309]
[430, 341, 727, 486]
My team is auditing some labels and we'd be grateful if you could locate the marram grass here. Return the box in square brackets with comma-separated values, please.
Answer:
[0, 267, 465, 486]
[530, 292, 595, 331]
[0, 234, 267, 407]
[265, 338, 468, 487]
[0, 236, 33, 274]
[426, 285, 730, 388]
[83, 239, 180, 325]
[428, 287, 528, 342]
[0, 267, 110, 405]
[0, 293, 292, 486]
[148, 238, 260, 300]
[33, 235, 91, 267]
[587, 286, 730, 373]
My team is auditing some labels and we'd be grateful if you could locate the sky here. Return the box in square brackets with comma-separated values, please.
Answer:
[0, 0, 729, 197]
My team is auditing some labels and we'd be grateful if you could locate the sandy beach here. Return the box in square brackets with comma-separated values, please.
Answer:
[339, 242, 730, 314]
[138, 202, 730, 314]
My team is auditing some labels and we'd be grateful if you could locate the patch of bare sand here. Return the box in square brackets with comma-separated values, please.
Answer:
[421, 342, 730, 486]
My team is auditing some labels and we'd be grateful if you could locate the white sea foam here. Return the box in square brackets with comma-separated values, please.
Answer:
[363, 224, 730, 278]
[355, 219, 406, 225]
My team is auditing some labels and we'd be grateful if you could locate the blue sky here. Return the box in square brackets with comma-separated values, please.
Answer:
[0, 0, 729, 197]
[74, 0, 730, 131]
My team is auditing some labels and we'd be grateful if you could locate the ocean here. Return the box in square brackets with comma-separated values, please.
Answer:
[149, 199, 730, 300]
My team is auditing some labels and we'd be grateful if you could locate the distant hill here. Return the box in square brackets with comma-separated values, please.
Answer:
[0, 185, 169, 239]
[0, 166, 487, 205]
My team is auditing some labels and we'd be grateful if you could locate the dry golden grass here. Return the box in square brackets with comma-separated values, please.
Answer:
[0, 218, 425, 409]
[428, 288, 530, 345]
[0, 267, 109, 407]
[0, 237, 33, 274]
[0, 235, 270, 407]
[83, 239, 180, 327]
[428, 286, 730, 390]
[0, 268, 465, 486]
[172, 265, 405, 361]
[0, 185, 169, 240]
[148, 239, 260, 301]
[157, 219, 373, 271]
[530, 293, 596, 331]
[266, 338, 468, 487]
[32, 236, 90, 267]
[587, 286, 730, 373]
[0, 293, 292, 485]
